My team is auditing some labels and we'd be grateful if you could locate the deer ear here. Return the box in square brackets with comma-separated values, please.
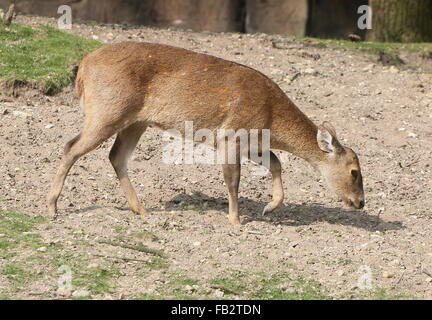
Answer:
[317, 122, 343, 154]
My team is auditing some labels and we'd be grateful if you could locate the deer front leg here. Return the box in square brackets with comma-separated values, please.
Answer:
[262, 151, 284, 216]
[222, 162, 241, 225]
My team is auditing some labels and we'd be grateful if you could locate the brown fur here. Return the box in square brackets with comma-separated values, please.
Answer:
[48, 42, 364, 225]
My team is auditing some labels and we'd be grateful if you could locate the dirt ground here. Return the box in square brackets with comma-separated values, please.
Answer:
[0, 15, 431, 299]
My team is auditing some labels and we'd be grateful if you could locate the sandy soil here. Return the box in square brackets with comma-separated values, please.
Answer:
[0, 15, 431, 299]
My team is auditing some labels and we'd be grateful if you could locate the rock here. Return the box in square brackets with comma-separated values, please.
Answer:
[389, 66, 399, 73]
[12, 111, 32, 119]
[37, 246, 47, 252]
[184, 285, 197, 293]
[193, 241, 201, 247]
[284, 287, 296, 294]
[383, 272, 394, 279]
[336, 270, 345, 277]
[362, 64, 375, 72]
[389, 259, 400, 267]
[214, 289, 225, 298]
[44, 124, 55, 129]
[407, 132, 417, 138]
[57, 287, 72, 298]
[303, 68, 318, 75]
[72, 289, 91, 298]
[289, 241, 299, 248]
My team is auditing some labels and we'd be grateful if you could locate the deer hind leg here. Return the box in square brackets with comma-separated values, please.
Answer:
[47, 117, 117, 218]
[109, 122, 148, 215]
[262, 151, 284, 216]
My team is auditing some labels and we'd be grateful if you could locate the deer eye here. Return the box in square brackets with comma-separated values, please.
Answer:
[351, 170, 359, 179]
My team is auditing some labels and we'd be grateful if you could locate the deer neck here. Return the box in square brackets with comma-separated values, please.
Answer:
[270, 98, 326, 166]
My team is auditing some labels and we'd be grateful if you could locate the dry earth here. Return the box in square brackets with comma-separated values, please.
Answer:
[0, 15, 431, 299]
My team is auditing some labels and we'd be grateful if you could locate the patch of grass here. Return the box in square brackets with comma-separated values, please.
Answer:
[301, 36, 432, 56]
[170, 275, 200, 287]
[251, 274, 329, 300]
[2, 262, 38, 290]
[211, 271, 330, 300]
[81, 267, 121, 294]
[144, 273, 203, 300]
[52, 252, 120, 295]
[211, 271, 249, 296]
[130, 230, 159, 242]
[0, 210, 47, 257]
[336, 258, 352, 266]
[98, 239, 166, 258]
[133, 293, 164, 300]
[351, 288, 416, 300]
[142, 257, 169, 271]
[113, 225, 124, 234]
[0, 22, 102, 94]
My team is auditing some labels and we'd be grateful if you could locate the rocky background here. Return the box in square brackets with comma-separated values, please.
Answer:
[0, 0, 367, 38]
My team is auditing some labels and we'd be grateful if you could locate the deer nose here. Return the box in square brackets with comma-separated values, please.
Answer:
[358, 200, 365, 209]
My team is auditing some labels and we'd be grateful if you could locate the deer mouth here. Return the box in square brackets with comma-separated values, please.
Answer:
[345, 199, 365, 210]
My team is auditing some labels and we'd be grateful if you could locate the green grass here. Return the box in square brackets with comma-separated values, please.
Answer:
[133, 293, 164, 300]
[52, 252, 120, 295]
[2, 262, 36, 289]
[147, 274, 201, 300]
[301, 36, 432, 56]
[142, 257, 169, 271]
[350, 288, 416, 300]
[131, 230, 159, 241]
[0, 20, 102, 94]
[0, 210, 47, 257]
[252, 276, 329, 300]
[211, 272, 330, 300]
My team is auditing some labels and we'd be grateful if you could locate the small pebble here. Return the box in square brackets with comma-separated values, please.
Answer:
[72, 289, 91, 298]
[336, 270, 345, 277]
[303, 68, 318, 75]
[214, 289, 224, 298]
[57, 287, 72, 298]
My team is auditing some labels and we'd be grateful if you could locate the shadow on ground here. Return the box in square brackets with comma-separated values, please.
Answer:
[165, 192, 404, 232]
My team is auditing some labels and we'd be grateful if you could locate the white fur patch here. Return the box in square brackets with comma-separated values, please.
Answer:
[79, 97, 84, 112]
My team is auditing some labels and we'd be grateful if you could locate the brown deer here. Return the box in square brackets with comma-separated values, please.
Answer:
[47, 42, 364, 225]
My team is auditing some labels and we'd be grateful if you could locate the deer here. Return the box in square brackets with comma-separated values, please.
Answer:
[47, 42, 365, 225]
